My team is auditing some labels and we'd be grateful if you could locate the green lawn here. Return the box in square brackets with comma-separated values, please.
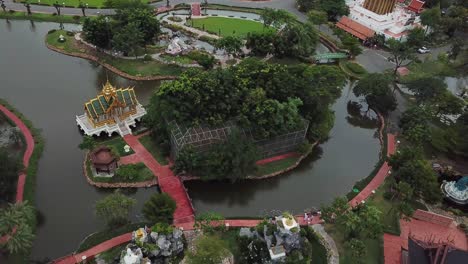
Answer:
[47, 29, 85, 53]
[18, 0, 154, 8]
[255, 156, 299, 177]
[138, 135, 168, 165]
[339, 60, 367, 79]
[189, 17, 272, 37]
[97, 136, 134, 157]
[325, 224, 383, 264]
[101, 56, 184, 77]
[88, 161, 154, 183]
[0, 11, 82, 23]
[160, 54, 195, 65]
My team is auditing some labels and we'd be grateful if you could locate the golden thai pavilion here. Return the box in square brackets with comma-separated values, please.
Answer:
[76, 81, 146, 137]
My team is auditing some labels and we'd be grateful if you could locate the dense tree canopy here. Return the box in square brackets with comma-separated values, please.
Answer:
[142, 193, 176, 224]
[0, 202, 35, 254]
[147, 59, 346, 142]
[353, 73, 396, 114]
[260, 8, 294, 28]
[95, 190, 136, 228]
[0, 148, 21, 203]
[297, 0, 349, 19]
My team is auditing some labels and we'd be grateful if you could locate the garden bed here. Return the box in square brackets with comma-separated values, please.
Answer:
[45, 30, 184, 80]
[138, 135, 168, 165]
[188, 17, 272, 37]
[0, 11, 82, 23]
[87, 161, 154, 184]
[339, 60, 368, 79]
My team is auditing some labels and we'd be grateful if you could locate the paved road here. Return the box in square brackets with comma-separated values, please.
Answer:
[2, 0, 450, 73]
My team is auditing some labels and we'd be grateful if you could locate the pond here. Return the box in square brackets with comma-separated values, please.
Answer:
[0, 20, 379, 260]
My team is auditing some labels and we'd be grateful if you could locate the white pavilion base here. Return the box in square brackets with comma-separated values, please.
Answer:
[76, 104, 146, 137]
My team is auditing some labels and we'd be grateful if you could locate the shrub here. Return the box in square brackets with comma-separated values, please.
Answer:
[187, 50, 216, 69]
[115, 163, 145, 181]
[345, 62, 366, 74]
[297, 141, 311, 154]
[168, 16, 183, 22]
[66, 31, 74, 36]
[143, 54, 153, 61]
[72, 15, 81, 21]
[383, 191, 393, 200]
[8, 10, 15, 13]
[48, 29, 57, 34]
[142, 193, 177, 224]
[151, 222, 174, 235]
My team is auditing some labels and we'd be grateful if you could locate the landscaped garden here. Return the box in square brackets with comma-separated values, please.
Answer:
[188, 17, 271, 37]
[86, 161, 154, 184]
[18, 0, 155, 8]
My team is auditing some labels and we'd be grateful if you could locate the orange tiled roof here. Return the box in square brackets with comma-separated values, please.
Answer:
[413, 209, 454, 227]
[336, 16, 375, 40]
[407, 0, 425, 13]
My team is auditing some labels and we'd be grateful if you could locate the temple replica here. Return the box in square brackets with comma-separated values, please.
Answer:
[338, 0, 425, 40]
[76, 81, 146, 137]
[442, 176, 468, 205]
[89, 146, 118, 177]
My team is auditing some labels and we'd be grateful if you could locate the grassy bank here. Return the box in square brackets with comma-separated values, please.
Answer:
[339, 60, 367, 79]
[255, 156, 300, 177]
[138, 135, 168, 165]
[0, 10, 82, 23]
[0, 98, 45, 262]
[46, 30, 185, 78]
[188, 17, 272, 37]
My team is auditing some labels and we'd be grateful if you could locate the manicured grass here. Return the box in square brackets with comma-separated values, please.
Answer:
[77, 222, 150, 252]
[255, 156, 299, 177]
[339, 60, 367, 79]
[101, 56, 185, 77]
[325, 224, 383, 264]
[46, 30, 185, 77]
[0, 10, 82, 23]
[367, 180, 401, 235]
[89, 162, 154, 183]
[160, 54, 195, 65]
[189, 17, 272, 37]
[205, 3, 263, 15]
[18, 0, 153, 8]
[138, 135, 168, 165]
[46, 30, 84, 54]
[97, 136, 134, 157]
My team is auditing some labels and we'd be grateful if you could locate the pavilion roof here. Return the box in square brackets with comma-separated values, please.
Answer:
[85, 81, 138, 119]
[336, 16, 375, 41]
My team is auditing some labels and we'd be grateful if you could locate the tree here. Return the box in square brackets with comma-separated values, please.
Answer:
[273, 22, 318, 57]
[433, 91, 465, 116]
[24, 2, 32, 15]
[115, 7, 161, 46]
[320, 196, 349, 223]
[53, 1, 61, 16]
[0, 148, 21, 203]
[307, 9, 327, 29]
[346, 239, 366, 263]
[406, 27, 425, 48]
[95, 190, 136, 228]
[406, 77, 446, 104]
[216, 36, 243, 57]
[78, 135, 96, 150]
[353, 73, 396, 114]
[341, 34, 362, 58]
[79, 1, 87, 17]
[82, 16, 114, 49]
[420, 7, 441, 34]
[1, 1, 6, 13]
[0, 202, 36, 254]
[186, 235, 230, 264]
[317, 0, 349, 20]
[142, 193, 176, 224]
[387, 38, 416, 76]
[440, 5, 468, 38]
[112, 22, 144, 58]
[399, 106, 430, 143]
[246, 31, 275, 56]
[260, 8, 293, 28]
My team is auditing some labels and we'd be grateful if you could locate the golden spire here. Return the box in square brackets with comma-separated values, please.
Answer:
[101, 79, 117, 100]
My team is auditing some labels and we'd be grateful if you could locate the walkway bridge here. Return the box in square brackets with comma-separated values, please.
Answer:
[313, 53, 348, 64]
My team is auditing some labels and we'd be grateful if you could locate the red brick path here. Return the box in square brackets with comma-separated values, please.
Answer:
[123, 134, 195, 224]
[349, 134, 396, 207]
[255, 152, 299, 165]
[0, 105, 35, 203]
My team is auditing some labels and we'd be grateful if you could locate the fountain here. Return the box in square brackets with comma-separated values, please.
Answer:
[442, 176, 468, 205]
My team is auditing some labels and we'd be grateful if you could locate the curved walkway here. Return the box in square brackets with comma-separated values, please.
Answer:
[0, 104, 35, 246]
[0, 104, 35, 203]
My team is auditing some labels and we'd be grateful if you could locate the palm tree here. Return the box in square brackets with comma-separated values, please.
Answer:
[0, 202, 36, 254]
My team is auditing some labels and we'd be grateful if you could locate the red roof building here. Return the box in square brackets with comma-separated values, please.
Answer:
[384, 210, 468, 264]
[336, 16, 376, 40]
[407, 0, 425, 13]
